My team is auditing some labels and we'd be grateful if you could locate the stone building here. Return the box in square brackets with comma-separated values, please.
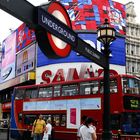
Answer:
[125, 2, 140, 77]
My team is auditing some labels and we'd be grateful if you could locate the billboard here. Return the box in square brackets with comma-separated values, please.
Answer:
[37, 33, 125, 67]
[0, 32, 16, 83]
[16, 23, 36, 52]
[60, 0, 126, 35]
[16, 43, 36, 76]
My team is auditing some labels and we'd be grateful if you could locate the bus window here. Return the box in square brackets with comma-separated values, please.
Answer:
[53, 115, 60, 126]
[62, 84, 78, 96]
[121, 113, 140, 134]
[25, 88, 38, 99]
[18, 113, 23, 122]
[43, 115, 52, 122]
[24, 115, 37, 125]
[39, 87, 52, 98]
[15, 89, 25, 100]
[80, 81, 98, 95]
[110, 79, 117, 93]
[122, 78, 140, 94]
[99, 81, 104, 94]
[54, 85, 61, 97]
[61, 114, 66, 126]
[100, 79, 118, 93]
[52, 114, 66, 127]
[111, 114, 120, 130]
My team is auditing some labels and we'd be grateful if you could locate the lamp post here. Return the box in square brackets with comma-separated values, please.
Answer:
[97, 18, 116, 140]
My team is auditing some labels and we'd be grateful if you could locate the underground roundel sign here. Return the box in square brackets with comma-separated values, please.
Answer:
[35, 1, 76, 58]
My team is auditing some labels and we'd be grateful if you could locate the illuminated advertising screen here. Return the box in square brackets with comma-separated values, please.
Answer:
[60, 0, 126, 35]
[37, 33, 125, 67]
[124, 96, 140, 110]
[16, 23, 36, 52]
[16, 43, 36, 76]
[0, 32, 16, 83]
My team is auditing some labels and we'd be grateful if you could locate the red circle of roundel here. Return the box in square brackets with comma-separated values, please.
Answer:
[47, 2, 72, 57]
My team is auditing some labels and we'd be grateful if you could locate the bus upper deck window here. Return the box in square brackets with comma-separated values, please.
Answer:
[54, 85, 61, 97]
[80, 81, 98, 95]
[122, 77, 140, 94]
[110, 79, 117, 93]
[25, 88, 38, 99]
[39, 87, 52, 98]
[15, 89, 25, 100]
[62, 84, 78, 96]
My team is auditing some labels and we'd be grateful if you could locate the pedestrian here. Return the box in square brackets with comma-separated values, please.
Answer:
[79, 117, 97, 140]
[77, 115, 88, 140]
[31, 114, 46, 140]
[42, 119, 52, 140]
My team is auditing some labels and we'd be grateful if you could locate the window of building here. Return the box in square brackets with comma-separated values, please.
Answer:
[131, 27, 134, 35]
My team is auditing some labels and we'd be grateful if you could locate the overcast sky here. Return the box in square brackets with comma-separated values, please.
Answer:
[0, 0, 139, 43]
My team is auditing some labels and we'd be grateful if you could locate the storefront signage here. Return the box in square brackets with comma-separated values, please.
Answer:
[41, 67, 118, 84]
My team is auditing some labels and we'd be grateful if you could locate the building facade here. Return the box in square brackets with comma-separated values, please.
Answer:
[125, 2, 140, 77]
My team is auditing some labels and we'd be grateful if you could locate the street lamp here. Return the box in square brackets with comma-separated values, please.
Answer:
[97, 18, 116, 140]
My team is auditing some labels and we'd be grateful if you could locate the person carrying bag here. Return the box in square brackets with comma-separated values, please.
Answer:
[31, 115, 46, 140]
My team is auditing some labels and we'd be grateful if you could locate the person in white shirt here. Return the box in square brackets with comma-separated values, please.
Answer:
[43, 119, 52, 140]
[79, 117, 97, 140]
[77, 115, 88, 140]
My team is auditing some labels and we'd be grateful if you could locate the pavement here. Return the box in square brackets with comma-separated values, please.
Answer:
[0, 131, 15, 140]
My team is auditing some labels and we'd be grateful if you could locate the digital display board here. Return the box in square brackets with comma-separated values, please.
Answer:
[16, 43, 36, 76]
[60, 0, 126, 35]
[16, 23, 36, 52]
[0, 32, 16, 83]
[37, 33, 125, 67]
[124, 96, 140, 110]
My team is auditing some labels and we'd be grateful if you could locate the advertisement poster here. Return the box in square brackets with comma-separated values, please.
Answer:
[0, 32, 16, 82]
[70, 108, 76, 125]
[60, 0, 126, 35]
[67, 100, 80, 129]
[16, 23, 36, 52]
[16, 43, 36, 76]
[37, 34, 125, 67]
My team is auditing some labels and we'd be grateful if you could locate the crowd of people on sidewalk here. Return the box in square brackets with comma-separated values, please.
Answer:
[28, 114, 97, 140]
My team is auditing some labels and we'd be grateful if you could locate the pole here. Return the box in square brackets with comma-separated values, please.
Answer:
[102, 44, 112, 140]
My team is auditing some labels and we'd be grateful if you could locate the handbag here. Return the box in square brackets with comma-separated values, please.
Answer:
[42, 133, 48, 140]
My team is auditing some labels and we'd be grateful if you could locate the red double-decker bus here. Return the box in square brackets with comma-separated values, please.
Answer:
[10, 74, 140, 139]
